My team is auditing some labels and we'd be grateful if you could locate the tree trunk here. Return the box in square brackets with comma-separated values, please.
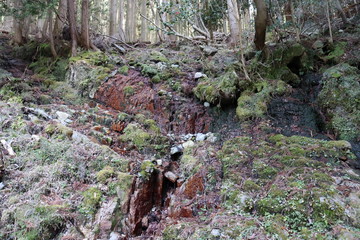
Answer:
[126, 0, 137, 42]
[54, 0, 67, 39]
[118, 0, 126, 41]
[326, 0, 333, 43]
[140, 0, 148, 42]
[12, 0, 23, 45]
[80, 0, 91, 49]
[254, 0, 268, 51]
[68, 0, 78, 56]
[227, 0, 241, 46]
[109, 0, 117, 36]
[48, 9, 58, 58]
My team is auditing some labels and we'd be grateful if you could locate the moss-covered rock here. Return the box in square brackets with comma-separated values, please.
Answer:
[45, 122, 73, 139]
[66, 51, 112, 98]
[193, 69, 242, 105]
[96, 166, 115, 183]
[119, 123, 151, 149]
[317, 63, 360, 141]
[236, 80, 291, 120]
[81, 187, 102, 215]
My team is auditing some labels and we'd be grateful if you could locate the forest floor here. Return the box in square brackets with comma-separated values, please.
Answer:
[0, 28, 360, 240]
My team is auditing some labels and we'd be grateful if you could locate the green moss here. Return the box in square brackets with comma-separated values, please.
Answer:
[45, 123, 73, 139]
[151, 74, 161, 83]
[123, 86, 135, 97]
[149, 50, 169, 63]
[81, 187, 102, 215]
[140, 64, 158, 77]
[193, 81, 218, 104]
[317, 63, 360, 141]
[242, 180, 261, 192]
[236, 80, 291, 120]
[253, 161, 278, 179]
[119, 65, 129, 75]
[139, 160, 156, 180]
[193, 69, 241, 105]
[96, 166, 115, 183]
[119, 123, 151, 149]
[323, 42, 347, 63]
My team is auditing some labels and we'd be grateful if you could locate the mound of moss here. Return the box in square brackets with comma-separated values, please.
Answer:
[318, 63, 360, 141]
[218, 134, 359, 232]
[66, 51, 113, 98]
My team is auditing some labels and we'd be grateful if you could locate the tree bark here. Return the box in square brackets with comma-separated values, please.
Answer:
[118, 0, 126, 41]
[12, 0, 23, 45]
[48, 9, 58, 58]
[140, 0, 148, 42]
[109, 0, 117, 36]
[53, 0, 67, 39]
[227, 0, 241, 46]
[68, 0, 78, 56]
[80, 0, 90, 49]
[254, 0, 268, 51]
[126, 0, 137, 42]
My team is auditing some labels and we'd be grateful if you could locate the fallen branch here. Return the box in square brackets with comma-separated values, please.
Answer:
[139, 12, 193, 42]
[100, 34, 135, 49]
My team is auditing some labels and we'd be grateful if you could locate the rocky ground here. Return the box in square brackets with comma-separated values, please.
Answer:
[0, 24, 360, 240]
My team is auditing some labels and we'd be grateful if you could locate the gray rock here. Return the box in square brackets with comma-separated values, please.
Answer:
[56, 111, 70, 125]
[211, 229, 221, 237]
[109, 232, 121, 240]
[204, 102, 210, 107]
[0, 182, 4, 190]
[196, 133, 206, 142]
[194, 72, 205, 79]
[170, 145, 183, 155]
[182, 140, 195, 149]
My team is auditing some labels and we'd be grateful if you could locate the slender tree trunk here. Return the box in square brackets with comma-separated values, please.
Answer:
[80, 0, 90, 49]
[68, 0, 78, 56]
[54, 0, 67, 39]
[12, 0, 23, 45]
[109, 0, 117, 36]
[326, 0, 334, 43]
[118, 0, 126, 40]
[48, 9, 58, 58]
[140, 0, 148, 42]
[227, 0, 241, 46]
[126, 0, 137, 42]
[253, 0, 268, 51]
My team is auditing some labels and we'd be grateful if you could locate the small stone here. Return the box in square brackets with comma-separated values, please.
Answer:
[56, 111, 70, 125]
[206, 133, 218, 143]
[0, 182, 4, 190]
[211, 229, 221, 237]
[195, 133, 206, 142]
[204, 102, 210, 107]
[194, 72, 204, 79]
[171, 64, 179, 68]
[170, 145, 183, 155]
[109, 232, 121, 240]
[156, 159, 163, 166]
[164, 171, 178, 183]
[182, 140, 195, 149]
